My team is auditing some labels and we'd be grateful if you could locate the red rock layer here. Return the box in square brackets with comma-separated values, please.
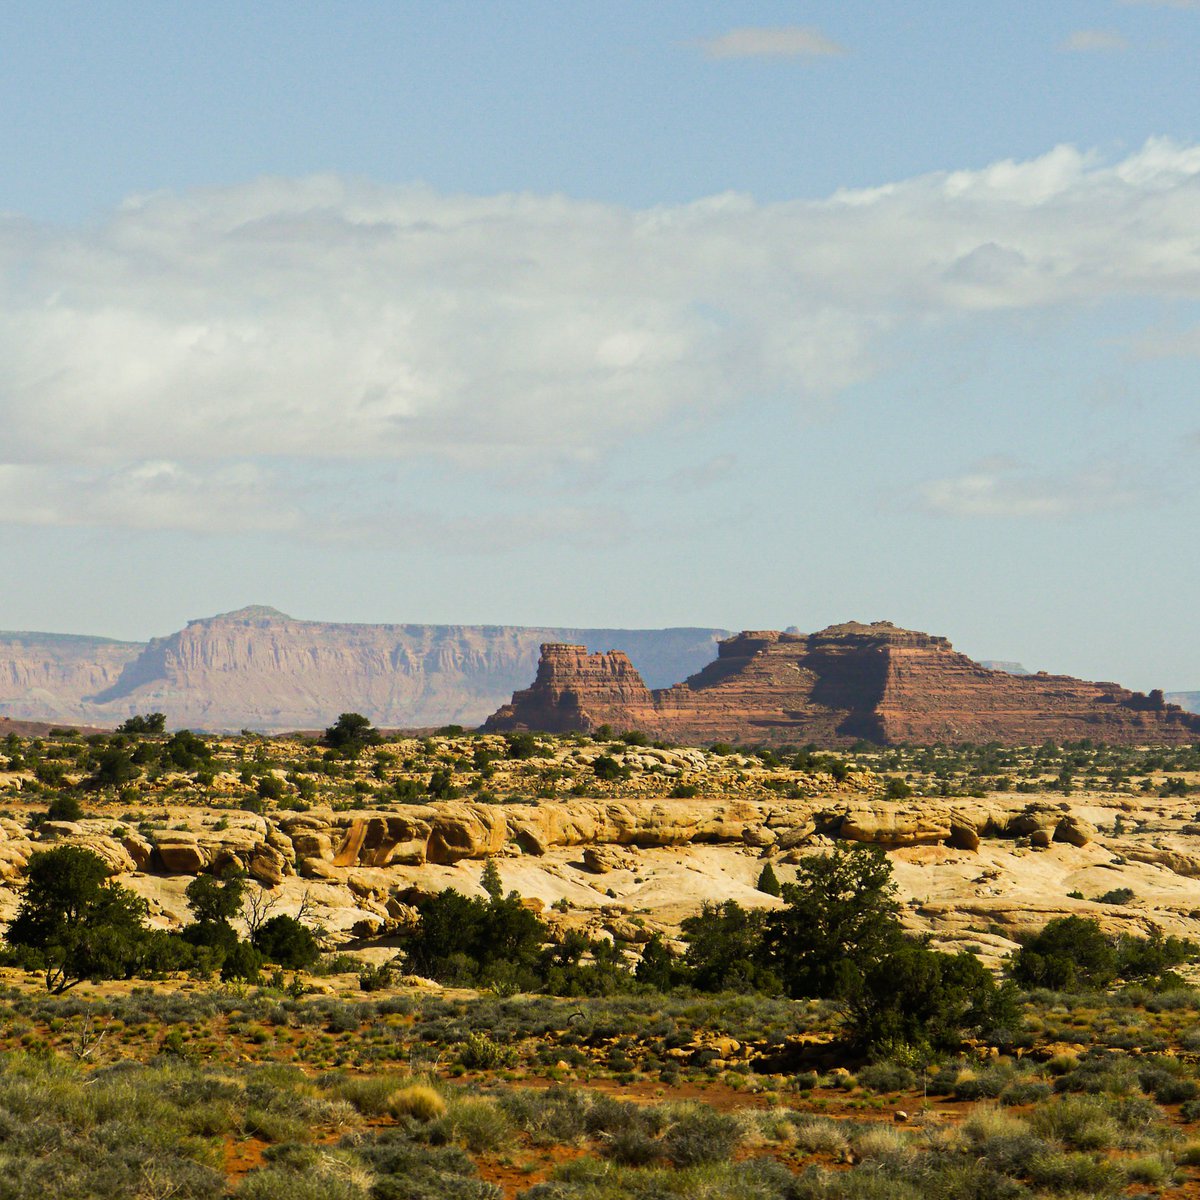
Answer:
[484, 621, 1200, 747]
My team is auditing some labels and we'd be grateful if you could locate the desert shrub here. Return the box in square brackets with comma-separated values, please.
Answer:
[1025, 1149, 1124, 1195]
[789, 1116, 851, 1157]
[329, 1074, 402, 1116]
[498, 1086, 591, 1146]
[952, 1063, 1017, 1101]
[602, 1126, 662, 1167]
[429, 1097, 512, 1153]
[238, 1164, 368, 1200]
[1124, 1152, 1175, 1185]
[660, 1105, 742, 1168]
[998, 1077, 1051, 1105]
[335, 1129, 503, 1200]
[458, 1031, 518, 1071]
[1138, 1060, 1198, 1104]
[848, 1124, 909, 1162]
[1028, 1095, 1120, 1150]
[960, 1105, 1044, 1172]
[1052, 1054, 1139, 1097]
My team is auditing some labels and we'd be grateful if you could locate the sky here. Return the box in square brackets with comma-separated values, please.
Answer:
[2, 0, 1200, 691]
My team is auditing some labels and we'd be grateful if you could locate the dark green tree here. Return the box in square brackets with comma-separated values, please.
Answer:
[118, 713, 166, 735]
[184, 869, 249, 925]
[324, 712, 380, 757]
[46, 794, 84, 822]
[1009, 916, 1119, 991]
[762, 844, 904, 999]
[163, 729, 212, 771]
[402, 887, 544, 988]
[252, 915, 319, 969]
[593, 755, 630, 781]
[845, 943, 1022, 1053]
[756, 862, 782, 897]
[504, 732, 539, 760]
[5, 846, 150, 992]
[635, 932, 690, 991]
[85, 746, 139, 790]
[480, 858, 504, 901]
[680, 900, 779, 993]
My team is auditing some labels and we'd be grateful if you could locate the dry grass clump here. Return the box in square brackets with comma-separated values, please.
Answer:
[388, 1083, 447, 1123]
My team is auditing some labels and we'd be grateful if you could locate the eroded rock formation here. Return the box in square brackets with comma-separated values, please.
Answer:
[486, 621, 1200, 747]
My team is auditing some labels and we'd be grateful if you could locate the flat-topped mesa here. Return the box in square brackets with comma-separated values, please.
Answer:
[484, 621, 1200, 747]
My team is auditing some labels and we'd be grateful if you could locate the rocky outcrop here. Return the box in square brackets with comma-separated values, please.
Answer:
[0, 607, 725, 732]
[486, 622, 1200, 747]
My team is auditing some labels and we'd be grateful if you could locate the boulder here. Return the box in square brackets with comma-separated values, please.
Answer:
[122, 832, 154, 871]
[742, 825, 777, 848]
[248, 847, 287, 886]
[607, 919, 653, 943]
[1054, 815, 1096, 848]
[155, 835, 210, 874]
[774, 820, 817, 850]
[582, 846, 635, 874]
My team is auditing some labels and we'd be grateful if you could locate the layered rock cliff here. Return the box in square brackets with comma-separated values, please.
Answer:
[485, 621, 1200, 746]
[0, 607, 725, 732]
[0, 633, 142, 724]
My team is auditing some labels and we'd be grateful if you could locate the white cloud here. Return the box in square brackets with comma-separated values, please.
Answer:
[5, 140, 1200, 536]
[696, 26, 846, 59]
[1061, 29, 1130, 51]
[916, 461, 1155, 519]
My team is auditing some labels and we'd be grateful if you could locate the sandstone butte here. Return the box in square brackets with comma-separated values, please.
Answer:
[484, 620, 1200, 747]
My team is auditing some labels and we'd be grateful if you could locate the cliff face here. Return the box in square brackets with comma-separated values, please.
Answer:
[0, 607, 725, 731]
[485, 621, 1200, 747]
[0, 633, 142, 724]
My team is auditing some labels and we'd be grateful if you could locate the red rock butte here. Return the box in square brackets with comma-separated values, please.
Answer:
[483, 621, 1200, 747]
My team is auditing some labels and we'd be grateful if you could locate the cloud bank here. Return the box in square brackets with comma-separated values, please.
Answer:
[917, 460, 1156, 519]
[1061, 29, 1130, 52]
[4, 140, 1200, 537]
[696, 26, 847, 59]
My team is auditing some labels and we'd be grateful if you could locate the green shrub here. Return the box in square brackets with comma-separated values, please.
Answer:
[458, 1032, 518, 1071]
[857, 1060, 917, 1094]
[45, 793, 83, 821]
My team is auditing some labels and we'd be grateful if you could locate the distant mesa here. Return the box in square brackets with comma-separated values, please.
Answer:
[980, 660, 1030, 676]
[0, 606, 727, 732]
[484, 621, 1200, 747]
[1167, 691, 1200, 715]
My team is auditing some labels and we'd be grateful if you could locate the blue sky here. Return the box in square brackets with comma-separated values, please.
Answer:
[2, 1, 1200, 691]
